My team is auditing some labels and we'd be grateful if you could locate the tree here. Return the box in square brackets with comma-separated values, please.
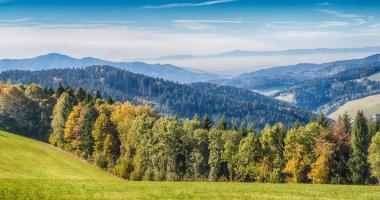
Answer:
[208, 128, 224, 181]
[329, 115, 351, 184]
[25, 84, 56, 138]
[308, 130, 334, 184]
[75, 87, 87, 102]
[234, 133, 261, 182]
[368, 132, 380, 182]
[63, 103, 97, 158]
[92, 104, 120, 168]
[54, 82, 64, 97]
[151, 117, 187, 181]
[348, 111, 370, 184]
[202, 114, 212, 130]
[260, 123, 286, 182]
[129, 112, 157, 180]
[216, 116, 227, 130]
[191, 128, 210, 180]
[283, 122, 321, 183]
[49, 92, 75, 147]
[222, 130, 242, 180]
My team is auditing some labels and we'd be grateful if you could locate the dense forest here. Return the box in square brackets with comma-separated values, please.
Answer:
[1, 82, 380, 184]
[0, 66, 312, 128]
[281, 65, 380, 112]
[215, 54, 380, 91]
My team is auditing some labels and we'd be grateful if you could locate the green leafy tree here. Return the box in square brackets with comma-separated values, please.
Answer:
[234, 133, 262, 182]
[151, 117, 187, 181]
[222, 130, 242, 180]
[92, 104, 120, 169]
[260, 123, 286, 182]
[283, 122, 321, 183]
[348, 111, 370, 184]
[208, 128, 224, 181]
[368, 132, 380, 182]
[49, 92, 75, 147]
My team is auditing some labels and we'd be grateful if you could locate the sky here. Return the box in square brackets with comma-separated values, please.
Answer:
[1, 0, 380, 73]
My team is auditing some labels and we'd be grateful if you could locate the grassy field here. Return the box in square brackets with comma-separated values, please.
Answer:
[369, 72, 380, 81]
[328, 93, 380, 121]
[0, 130, 115, 180]
[1, 130, 380, 200]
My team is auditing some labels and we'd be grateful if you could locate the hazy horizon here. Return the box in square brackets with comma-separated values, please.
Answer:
[1, 0, 380, 73]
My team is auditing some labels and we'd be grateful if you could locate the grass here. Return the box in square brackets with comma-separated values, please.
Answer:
[328, 93, 380, 120]
[0, 130, 115, 180]
[369, 72, 380, 81]
[1, 130, 380, 200]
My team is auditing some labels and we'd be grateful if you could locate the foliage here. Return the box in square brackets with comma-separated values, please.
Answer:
[368, 132, 380, 182]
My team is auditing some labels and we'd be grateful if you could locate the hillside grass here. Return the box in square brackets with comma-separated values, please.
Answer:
[328, 93, 380, 120]
[1, 130, 380, 200]
[0, 130, 115, 180]
[369, 72, 380, 81]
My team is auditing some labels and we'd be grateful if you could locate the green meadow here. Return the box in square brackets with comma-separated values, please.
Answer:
[1, 130, 379, 200]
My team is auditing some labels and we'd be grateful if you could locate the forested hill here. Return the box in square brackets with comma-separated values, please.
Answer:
[0, 53, 219, 83]
[0, 66, 312, 128]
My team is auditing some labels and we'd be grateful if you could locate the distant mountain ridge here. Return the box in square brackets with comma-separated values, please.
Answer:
[0, 53, 220, 83]
[149, 46, 380, 60]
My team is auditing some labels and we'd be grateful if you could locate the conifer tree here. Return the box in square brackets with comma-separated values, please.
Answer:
[348, 111, 370, 184]
[202, 114, 212, 130]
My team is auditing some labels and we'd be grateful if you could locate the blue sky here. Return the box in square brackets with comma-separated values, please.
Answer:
[1, 0, 380, 73]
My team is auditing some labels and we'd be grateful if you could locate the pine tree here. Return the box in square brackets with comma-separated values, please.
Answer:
[348, 111, 370, 184]
[216, 116, 227, 130]
[54, 82, 64, 97]
[75, 87, 87, 102]
[202, 114, 212, 130]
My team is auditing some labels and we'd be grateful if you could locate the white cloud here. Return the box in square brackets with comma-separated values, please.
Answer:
[317, 21, 349, 27]
[352, 18, 366, 25]
[0, 17, 32, 23]
[173, 19, 245, 30]
[266, 21, 349, 29]
[317, 9, 360, 18]
[142, 0, 237, 9]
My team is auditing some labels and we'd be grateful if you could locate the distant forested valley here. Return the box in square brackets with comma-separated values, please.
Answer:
[0, 66, 312, 128]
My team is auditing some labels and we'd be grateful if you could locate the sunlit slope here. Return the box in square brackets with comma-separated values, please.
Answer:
[0, 130, 116, 180]
[328, 93, 380, 120]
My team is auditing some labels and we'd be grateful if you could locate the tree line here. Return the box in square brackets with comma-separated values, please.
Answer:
[0, 82, 380, 184]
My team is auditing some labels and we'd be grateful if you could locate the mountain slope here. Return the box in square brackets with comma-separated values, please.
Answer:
[215, 54, 380, 91]
[277, 65, 380, 113]
[0, 130, 115, 180]
[0, 66, 313, 128]
[0, 53, 219, 83]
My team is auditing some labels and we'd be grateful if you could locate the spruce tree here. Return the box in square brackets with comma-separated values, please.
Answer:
[54, 82, 64, 97]
[348, 111, 370, 184]
[216, 116, 227, 130]
[202, 114, 212, 130]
